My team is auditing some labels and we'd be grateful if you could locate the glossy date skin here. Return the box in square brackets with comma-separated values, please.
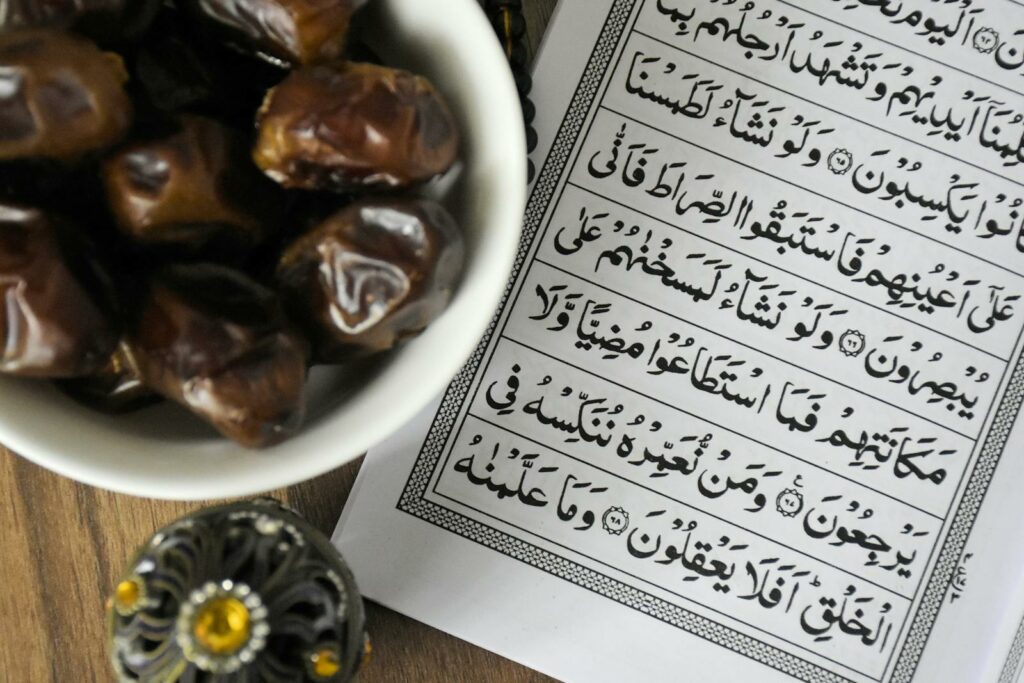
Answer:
[254, 62, 459, 192]
[58, 340, 159, 413]
[179, 0, 356, 66]
[0, 30, 132, 161]
[0, 204, 117, 378]
[0, 0, 160, 42]
[0, 5, 465, 447]
[130, 264, 308, 448]
[103, 116, 280, 249]
[277, 198, 464, 360]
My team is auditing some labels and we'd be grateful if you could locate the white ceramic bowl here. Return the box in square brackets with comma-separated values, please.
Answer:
[0, 0, 526, 500]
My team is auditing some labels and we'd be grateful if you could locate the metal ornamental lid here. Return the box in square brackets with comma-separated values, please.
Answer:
[107, 499, 369, 682]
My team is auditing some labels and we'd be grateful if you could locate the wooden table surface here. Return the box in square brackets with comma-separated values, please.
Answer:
[0, 2, 558, 681]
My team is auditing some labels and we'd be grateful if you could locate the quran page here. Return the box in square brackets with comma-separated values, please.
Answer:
[334, 1, 1024, 681]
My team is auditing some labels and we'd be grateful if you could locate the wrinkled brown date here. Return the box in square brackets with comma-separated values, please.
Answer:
[130, 264, 308, 448]
[103, 116, 279, 249]
[58, 340, 159, 413]
[277, 198, 464, 360]
[179, 0, 356, 66]
[254, 62, 459, 192]
[0, 30, 132, 161]
[0, 6, 466, 448]
[0, 0, 161, 42]
[0, 203, 117, 377]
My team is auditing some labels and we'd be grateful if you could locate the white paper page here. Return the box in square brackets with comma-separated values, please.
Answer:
[335, 1, 1024, 681]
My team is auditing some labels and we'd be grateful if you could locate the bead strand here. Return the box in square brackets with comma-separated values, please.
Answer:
[479, 0, 538, 180]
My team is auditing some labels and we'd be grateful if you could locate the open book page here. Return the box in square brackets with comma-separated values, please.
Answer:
[334, 1, 1024, 681]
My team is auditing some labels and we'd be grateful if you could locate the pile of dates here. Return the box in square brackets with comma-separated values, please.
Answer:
[0, 0, 464, 448]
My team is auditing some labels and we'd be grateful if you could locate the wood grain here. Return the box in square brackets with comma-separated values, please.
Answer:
[0, 1, 557, 681]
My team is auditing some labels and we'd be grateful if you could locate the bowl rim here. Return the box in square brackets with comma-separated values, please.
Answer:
[0, 0, 527, 500]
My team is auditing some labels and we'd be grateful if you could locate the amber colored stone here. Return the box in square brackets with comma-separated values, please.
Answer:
[360, 637, 373, 669]
[114, 579, 141, 611]
[193, 597, 251, 655]
[311, 647, 341, 678]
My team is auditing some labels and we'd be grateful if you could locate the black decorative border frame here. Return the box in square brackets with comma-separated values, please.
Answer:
[396, 1, 1024, 681]
[892, 355, 1024, 681]
[999, 609, 1024, 683]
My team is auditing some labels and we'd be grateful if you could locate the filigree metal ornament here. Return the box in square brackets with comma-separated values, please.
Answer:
[108, 500, 368, 682]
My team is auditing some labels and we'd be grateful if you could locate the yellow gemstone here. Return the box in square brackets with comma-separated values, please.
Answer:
[193, 597, 251, 654]
[361, 637, 373, 669]
[114, 579, 141, 611]
[311, 648, 341, 678]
